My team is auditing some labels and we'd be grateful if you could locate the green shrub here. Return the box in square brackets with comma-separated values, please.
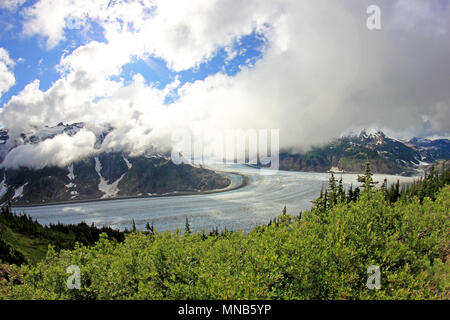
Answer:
[2, 184, 448, 300]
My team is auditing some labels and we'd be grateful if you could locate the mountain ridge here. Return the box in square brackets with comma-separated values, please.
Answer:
[0, 122, 230, 205]
[1, 122, 449, 205]
[279, 130, 450, 175]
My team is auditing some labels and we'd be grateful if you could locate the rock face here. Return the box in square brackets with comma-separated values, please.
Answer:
[0, 123, 230, 205]
[407, 137, 450, 163]
[279, 130, 450, 175]
[0, 153, 230, 205]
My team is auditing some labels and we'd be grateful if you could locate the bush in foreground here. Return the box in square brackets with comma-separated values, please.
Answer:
[1, 183, 448, 300]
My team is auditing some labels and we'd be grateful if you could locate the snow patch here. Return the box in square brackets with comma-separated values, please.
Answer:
[67, 164, 75, 181]
[0, 174, 8, 199]
[35, 126, 65, 140]
[145, 153, 171, 161]
[12, 183, 28, 200]
[423, 135, 450, 141]
[329, 166, 344, 173]
[123, 156, 132, 169]
[94, 156, 102, 174]
[65, 164, 76, 188]
[94, 157, 126, 199]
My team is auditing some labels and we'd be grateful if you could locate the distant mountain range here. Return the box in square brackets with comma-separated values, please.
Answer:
[0, 123, 230, 206]
[279, 130, 450, 176]
[0, 123, 448, 206]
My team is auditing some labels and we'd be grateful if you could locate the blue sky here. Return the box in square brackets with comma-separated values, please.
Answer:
[0, 3, 266, 107]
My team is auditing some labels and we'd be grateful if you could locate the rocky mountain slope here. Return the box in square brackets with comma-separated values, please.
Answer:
[0, 123, 230, 206]
[279, 130, 450, 175]
[407, 137, 450, 162]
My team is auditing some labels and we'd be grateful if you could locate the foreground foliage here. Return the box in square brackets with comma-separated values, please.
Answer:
[0, 206, 124, 264]
[1, 190, 448, 299]
[0, 163, 449, 300]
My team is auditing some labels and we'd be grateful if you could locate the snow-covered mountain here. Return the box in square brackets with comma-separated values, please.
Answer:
[407, 137, 450, 164]
[279, 130, 450, 175]
[0, 123, 230, 205]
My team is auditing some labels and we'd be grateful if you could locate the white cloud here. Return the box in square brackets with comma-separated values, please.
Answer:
[0, 48, 15, 99]
[22, 0, 278, 70]
[0, 129, 97, 169]
[1, 0, 449, 169]
[21, 0, 98, 49]
[0, 68, 122, 136]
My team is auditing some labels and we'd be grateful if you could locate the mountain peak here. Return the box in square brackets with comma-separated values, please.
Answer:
[355, 129, 387, 146]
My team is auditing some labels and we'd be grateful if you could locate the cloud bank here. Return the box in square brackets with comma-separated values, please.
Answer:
[1, 129, 97, 169]
[0, 0, 449, 169]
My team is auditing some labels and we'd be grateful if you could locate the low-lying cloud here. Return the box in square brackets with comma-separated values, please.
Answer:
[0, 129, 97, 170]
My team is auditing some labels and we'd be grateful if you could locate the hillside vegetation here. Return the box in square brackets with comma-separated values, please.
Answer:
[0, 163, 449, 300]
[0, 209, 124, 265]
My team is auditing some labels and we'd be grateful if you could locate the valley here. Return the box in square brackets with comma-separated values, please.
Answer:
[13, 164, 418, 233]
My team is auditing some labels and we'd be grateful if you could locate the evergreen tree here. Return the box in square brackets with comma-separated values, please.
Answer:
[312, 186, 325, 211]
[358, 161, 378, 195]
[347, 184, 354, 204]
[185, 216, 191, 234]
[328, 173, 338, 206]
[353, 187, 360, 202]
[381, 178, 388, 201]
[394, 180, 400, 202]
[201, 229, 207, 240]
[337, 176, 345, 203]
[145, 221, 155, 235]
